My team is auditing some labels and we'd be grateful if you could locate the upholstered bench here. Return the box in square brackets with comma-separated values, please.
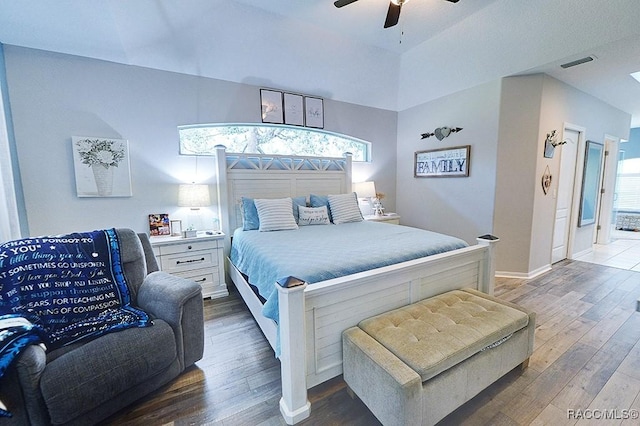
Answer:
[342, 288, 535, 426]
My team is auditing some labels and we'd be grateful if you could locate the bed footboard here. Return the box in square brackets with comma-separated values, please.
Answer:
[277, 236, 499, 424]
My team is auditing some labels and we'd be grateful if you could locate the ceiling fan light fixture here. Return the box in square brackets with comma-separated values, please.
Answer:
[390, 0, 409, 5]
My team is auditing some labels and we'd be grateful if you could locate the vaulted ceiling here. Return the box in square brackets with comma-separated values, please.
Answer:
[1, 0, 639, 126]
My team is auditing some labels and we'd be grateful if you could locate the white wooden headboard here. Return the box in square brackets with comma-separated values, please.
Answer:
[214, 146, 352, 245]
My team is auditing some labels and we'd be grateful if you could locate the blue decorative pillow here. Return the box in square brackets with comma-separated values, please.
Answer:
[310, 194, 333, 222]
[292, 196, 307, 223]
[241, 197, 260, 230]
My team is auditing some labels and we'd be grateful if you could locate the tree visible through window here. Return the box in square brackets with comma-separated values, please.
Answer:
[178, 124, 370, 161]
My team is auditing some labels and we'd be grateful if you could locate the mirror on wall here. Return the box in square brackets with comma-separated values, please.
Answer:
[578, 140, 604, 227]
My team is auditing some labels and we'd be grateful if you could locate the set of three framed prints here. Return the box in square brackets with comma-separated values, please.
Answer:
[260, 89, 324, 129]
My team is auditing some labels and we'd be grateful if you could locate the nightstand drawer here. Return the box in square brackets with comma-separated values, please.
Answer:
[174, 268, 219, 286]
[175, 268, 222, 298]
[158, 239, 218, 256]
[160, 250, 218, 274]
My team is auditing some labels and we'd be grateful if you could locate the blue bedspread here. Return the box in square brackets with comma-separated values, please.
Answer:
[230, 221, 468, 326]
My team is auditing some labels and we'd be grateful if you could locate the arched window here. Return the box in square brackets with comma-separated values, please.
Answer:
[178, 123, 370, 161]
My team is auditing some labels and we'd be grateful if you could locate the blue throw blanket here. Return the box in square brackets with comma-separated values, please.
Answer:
[0, 228, 150, 417]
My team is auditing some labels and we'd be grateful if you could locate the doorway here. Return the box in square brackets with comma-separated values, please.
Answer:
[551, 127, 582, 263]
[595, 135, 620, 244]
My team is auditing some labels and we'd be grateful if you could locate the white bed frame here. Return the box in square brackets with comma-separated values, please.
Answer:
[214, 146, 498, 424]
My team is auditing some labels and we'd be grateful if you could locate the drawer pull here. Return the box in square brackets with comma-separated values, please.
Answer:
[176, 257, 205, 265]
[195, 277, 207, 283]
[187, 245, 192, 250]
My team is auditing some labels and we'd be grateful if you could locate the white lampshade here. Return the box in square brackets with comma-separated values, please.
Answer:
[353, 181, 376, 199]
[178, 184, 211, 209]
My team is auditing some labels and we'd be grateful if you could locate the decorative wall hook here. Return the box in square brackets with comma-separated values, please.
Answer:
[543, 130, 568, 158]
[421, 126, 463, 141]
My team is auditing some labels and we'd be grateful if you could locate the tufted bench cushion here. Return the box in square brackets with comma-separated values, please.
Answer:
[358, 289, 530, 382]
[343, 288, 535, 425]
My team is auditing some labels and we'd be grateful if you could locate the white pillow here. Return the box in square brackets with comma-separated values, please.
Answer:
[254, 198, 299, 232]
[298, 206, 331, 226]
[328, 192, 363, 224]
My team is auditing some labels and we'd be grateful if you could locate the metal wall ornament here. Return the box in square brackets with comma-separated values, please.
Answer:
[543, 130, 567, 158]
[541, 165, 552, 195]
[421, 126, 463, 141]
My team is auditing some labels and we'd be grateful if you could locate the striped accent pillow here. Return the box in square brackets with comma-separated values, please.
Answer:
[254, 198, 299, 232]
[328, 192, 363, 224]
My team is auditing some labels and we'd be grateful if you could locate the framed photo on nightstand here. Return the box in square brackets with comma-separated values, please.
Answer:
[149, 213, 170, 236]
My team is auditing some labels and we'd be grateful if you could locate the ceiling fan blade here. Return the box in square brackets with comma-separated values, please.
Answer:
[445, 0, 460, 2]
[334, 0, 359, 8]
[384, 2, 401, 28]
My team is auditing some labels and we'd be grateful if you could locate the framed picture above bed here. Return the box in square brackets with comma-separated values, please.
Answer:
[283, 93, 304, 126]
[304, 96, 324, 128]
[414, 145, 470, 178]
[260, 89, 284, 124]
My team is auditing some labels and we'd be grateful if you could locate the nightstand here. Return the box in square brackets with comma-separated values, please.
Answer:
[150, 232, 228, 299]
[363, 213, 401, 225]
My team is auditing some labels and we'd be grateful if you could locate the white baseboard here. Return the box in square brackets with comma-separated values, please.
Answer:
[571, 247, 593, 259]
[496, 264, 552, 280]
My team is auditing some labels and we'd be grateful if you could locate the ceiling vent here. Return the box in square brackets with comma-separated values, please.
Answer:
[560, 56, 595, 69]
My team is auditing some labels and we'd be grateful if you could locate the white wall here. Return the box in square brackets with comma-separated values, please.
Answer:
[5, 45, 632, 275]
[0, 44, 22, 241]
[5, 46, 397, 236]
[536, 75, 631, 263]
[397, 72, 631, 276]
[396, 80, 501, 244]
[495, 74, 631, 276]
[493, 75, 544, 274]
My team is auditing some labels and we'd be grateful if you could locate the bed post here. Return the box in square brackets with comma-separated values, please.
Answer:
[277, 279, 311, 424]
[215, 145, 230, 256]
[476, 234, 499, 295]
[344, 152, 353, 192]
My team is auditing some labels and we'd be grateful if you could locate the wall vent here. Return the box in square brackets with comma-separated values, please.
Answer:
[560, 56, 595, 69]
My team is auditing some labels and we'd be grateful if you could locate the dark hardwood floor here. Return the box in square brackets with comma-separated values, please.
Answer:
[103, 260, 640, 425]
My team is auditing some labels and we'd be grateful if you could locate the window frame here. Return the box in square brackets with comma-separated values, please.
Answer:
[178, 123, 371, 162]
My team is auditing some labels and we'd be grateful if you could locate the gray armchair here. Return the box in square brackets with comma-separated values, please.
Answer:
[0, 229, 204, 425]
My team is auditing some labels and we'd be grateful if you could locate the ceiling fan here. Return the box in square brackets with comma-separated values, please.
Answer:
[334, 0, 460, 29]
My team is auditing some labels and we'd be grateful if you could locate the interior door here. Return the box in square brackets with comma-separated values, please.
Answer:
[552, 128, 580, 263]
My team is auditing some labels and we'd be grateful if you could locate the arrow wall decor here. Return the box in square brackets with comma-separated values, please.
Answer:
[421, 126, 463, 141]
